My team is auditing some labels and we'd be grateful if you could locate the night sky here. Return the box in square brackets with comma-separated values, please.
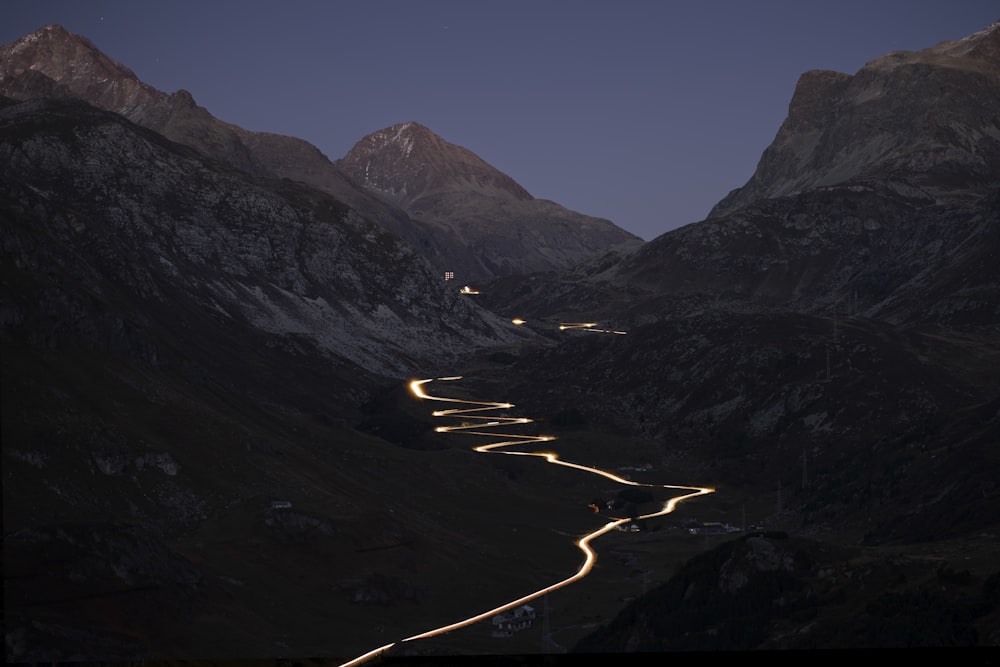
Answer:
[3, 1, 997, 241]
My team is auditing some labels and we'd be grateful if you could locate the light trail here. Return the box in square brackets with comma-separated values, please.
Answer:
[339, 376, 713, 665]
[559, 322, 627, 335]
[338, 643, 396, 667]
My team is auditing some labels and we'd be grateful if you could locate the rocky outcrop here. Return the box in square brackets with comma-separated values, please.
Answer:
[710, 21, 1000, 217]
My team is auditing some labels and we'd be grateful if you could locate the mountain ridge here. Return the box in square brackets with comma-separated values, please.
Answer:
[1, 24, 639, 281]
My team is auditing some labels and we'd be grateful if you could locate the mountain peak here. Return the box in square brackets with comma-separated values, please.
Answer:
[336, 121, 533, 208]
[362, 121, 430, 161]
[1, 23, 160, 112]
[336, 120, 639, 279]
[8, 23, 76, 48]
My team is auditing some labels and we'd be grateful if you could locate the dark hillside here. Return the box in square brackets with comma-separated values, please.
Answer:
[574, 532, 1000, 652]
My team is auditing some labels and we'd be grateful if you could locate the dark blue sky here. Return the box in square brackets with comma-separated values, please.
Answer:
[3, 1, 997, 240]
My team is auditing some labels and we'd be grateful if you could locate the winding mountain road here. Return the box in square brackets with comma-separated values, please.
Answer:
[339, 376, 713, 665]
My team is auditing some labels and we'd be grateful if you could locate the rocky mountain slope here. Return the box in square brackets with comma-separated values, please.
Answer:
[0, 96, 526, 378]
[1, 24, 638, 282]
[483, 21, 1000, 329]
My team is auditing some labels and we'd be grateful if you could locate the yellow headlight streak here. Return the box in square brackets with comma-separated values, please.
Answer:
[559, 322, 627, 335]
[340, 377, 713, 666]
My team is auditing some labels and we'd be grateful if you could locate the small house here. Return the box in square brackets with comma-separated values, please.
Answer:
[490, 604, 536, 637]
